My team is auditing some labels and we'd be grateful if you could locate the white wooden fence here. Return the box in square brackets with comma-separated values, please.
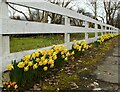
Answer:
[0, 0, 119, 87]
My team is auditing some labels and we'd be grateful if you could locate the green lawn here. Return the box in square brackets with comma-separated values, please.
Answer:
[10, 33, 101, 53]
[10, 35, 64, 53]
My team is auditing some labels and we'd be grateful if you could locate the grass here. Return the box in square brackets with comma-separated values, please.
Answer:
[10, 33, 102, 53]
[10, 34, 64, 53]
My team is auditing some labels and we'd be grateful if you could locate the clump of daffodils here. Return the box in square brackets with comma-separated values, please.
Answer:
[7, 45, 75, 89]
[72, 39, 91, 57]
[96, 33, 119, 45]
[7, 45, 75, 72]
[2, 81, 18, 91]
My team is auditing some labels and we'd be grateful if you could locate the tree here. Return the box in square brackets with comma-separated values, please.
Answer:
[103, 0, 119, 25]
[86, 0, 98, 19]
[116, 2, 120, 28]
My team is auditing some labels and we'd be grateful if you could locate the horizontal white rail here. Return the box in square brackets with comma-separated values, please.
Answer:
[0, 19, 118, 35]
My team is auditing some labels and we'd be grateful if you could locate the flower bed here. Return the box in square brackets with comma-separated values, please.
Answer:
[2, 33, 119, 91]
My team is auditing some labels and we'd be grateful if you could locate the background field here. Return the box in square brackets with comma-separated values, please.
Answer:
[10, 33, 101, 53]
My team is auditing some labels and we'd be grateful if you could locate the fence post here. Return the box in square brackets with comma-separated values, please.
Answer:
[95, 23, 98, 40]
[0, 0, 9, 87]
[104, 26, 106, 34]
[85, 21, 88, 40]
[101, 25, 103, 36]
[64, 16, 70, 43]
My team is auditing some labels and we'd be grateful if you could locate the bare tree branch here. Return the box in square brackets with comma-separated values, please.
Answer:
[7, 2, 29, 20]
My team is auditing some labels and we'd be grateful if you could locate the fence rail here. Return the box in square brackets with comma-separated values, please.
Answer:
[0, 0, 119, 87]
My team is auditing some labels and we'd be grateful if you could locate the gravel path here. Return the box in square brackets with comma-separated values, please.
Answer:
[94, 36, 120, 83]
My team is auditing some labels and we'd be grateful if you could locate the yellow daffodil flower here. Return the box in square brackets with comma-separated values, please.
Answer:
[43, 59, 48, 65]
[14, 84, 18, 89]
[23, 55, 30, 61]
[33, 63, 38, 69]
[17, 62, 25, 68]
[53, 55, 57, 60]
[36, 58, 40, 62]
[73, 40, 76, 42]
[28, 61, 33, 66]
[64, 57, 68, 61]
[50, 64, 54, 68]
[39, 61, 43, 66]
[43, 66, 48, 71]
[7, 64, 14, 70]
[41, 56, 45, 61]
[24, 66, 29, 72]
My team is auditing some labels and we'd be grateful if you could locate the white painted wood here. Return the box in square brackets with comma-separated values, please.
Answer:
[101, 25, 103, 36]
[2, 36, 10, 55]
[0, 35, 2, 87]
[0, 0, 8, 19]
[2, 19, 108, 34]
[0, 12, 2, 88]
[64, 16, 70, 43]
[95, 24, 98, 40]
[85, 21, 89, 40]
[0, 0, 9, 87]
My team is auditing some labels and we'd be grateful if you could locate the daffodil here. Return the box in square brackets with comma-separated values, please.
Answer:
[17, 62, 25, 68]
[63, 49, 68, 53]
[41, 56, 45, 61]
[28, 61, 33, 66]
[50, 64, 54, 68]
[43, 66, 48, 71]
[24, 66, 29, 72]
[62, 55, 65, 58]
[82, 49, 85, 52]
[14, 84, 18, 89]
[35, 51, 40, 57]
[49, 56, 52, 59]
[23, 55, 30, 61]
[73, 40, 76, 42]
[39, 61, 43, 66]
[12, 82, 16, 85]
[73, 45, 77, 49]
[64, 57, 68, 61]
[31, 53, 36, 59]
[86, 45, 88, 49]
[2, 82, 6, 85]
[7, 85, 11, 89]
[66, 52, 70, 57]
[61, 51, 64, 55]
[77, 42, 81, 44]
[48, 59, 54, 64]
[53, 52, 57, 56]
[24, 60, 29, 64]
[36, 58, 40, 62]
[43, 59, 48, 65]
[33, 63, 38, 69]
[7, 64, 14, 70]
[53, 55, 57, 60]
[71, 51, 75, 55]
